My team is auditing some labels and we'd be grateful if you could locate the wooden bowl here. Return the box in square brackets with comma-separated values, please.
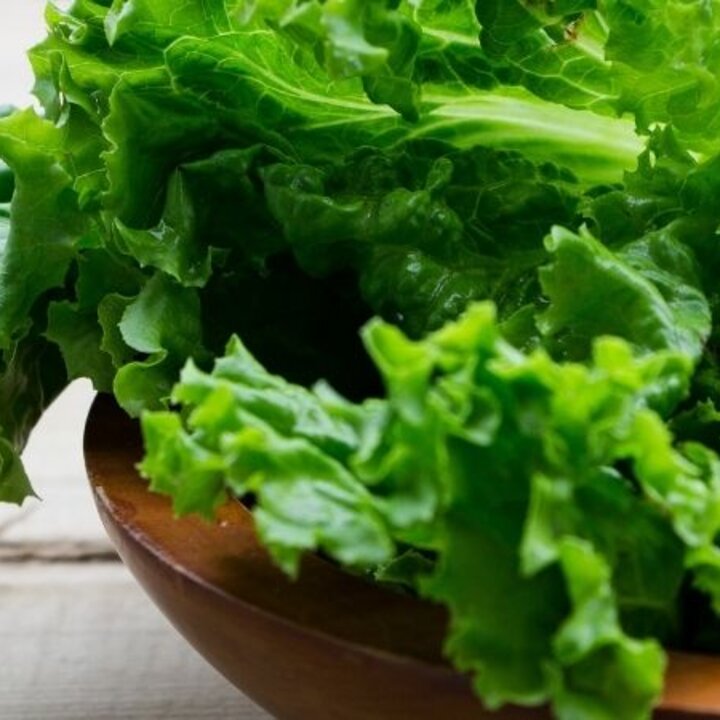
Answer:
[84, 394, 720, 719]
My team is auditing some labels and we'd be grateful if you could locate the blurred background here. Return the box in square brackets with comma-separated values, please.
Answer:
[1, 0, 46, 106]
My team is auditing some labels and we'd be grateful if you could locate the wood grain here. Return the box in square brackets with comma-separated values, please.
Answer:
[0, 563, 270, 720]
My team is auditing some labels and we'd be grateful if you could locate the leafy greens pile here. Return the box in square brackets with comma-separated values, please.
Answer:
[4, 1, 720, 718]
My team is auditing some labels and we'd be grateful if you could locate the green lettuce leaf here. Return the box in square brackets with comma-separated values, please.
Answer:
[0, 333, 67, 504]
[5, 3, 720, 718]
[114, 272, 206, 415]
[142, 303, 717, 719]
[141, 335, 393, 572]
[0, 109, 93, 347]
[263, 141, 578, 339]
[539, 225, 711, 368]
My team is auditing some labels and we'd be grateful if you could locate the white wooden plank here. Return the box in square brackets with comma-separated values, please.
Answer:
[0, 563, 271, 719]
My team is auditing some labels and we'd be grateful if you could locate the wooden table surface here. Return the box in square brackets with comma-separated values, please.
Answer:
[0, 383, 271, 719]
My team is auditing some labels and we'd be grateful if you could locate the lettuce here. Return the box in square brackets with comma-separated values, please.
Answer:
[141, 306, 712, 719]
[4, 1, 720, 718]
